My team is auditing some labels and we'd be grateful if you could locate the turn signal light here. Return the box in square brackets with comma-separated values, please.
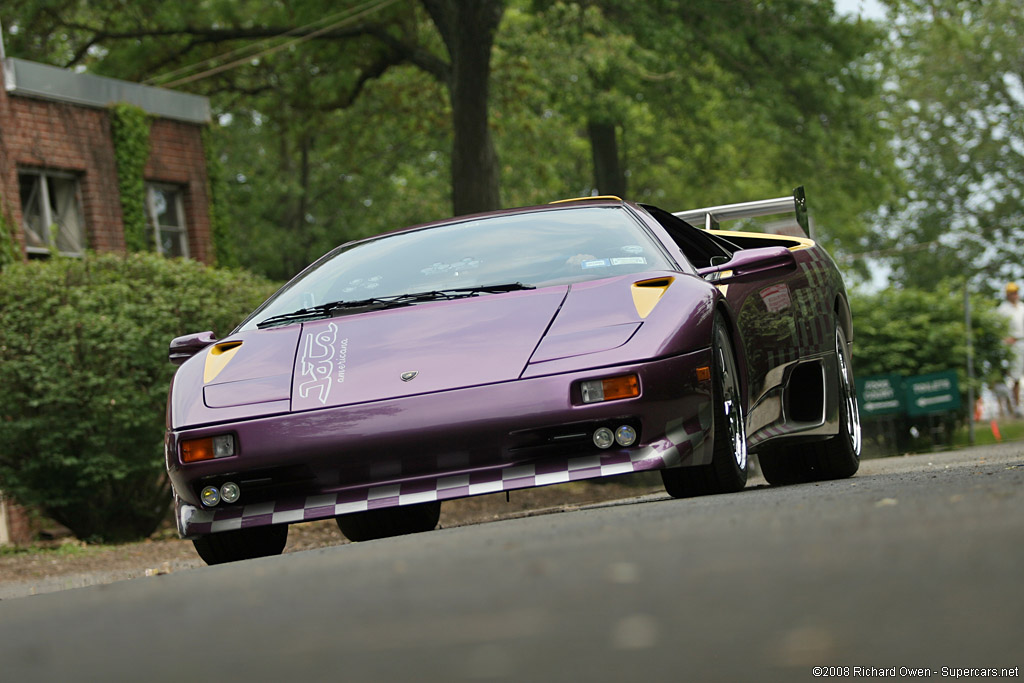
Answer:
[580, 374, 640, 404]
[182, 435, 236, 463]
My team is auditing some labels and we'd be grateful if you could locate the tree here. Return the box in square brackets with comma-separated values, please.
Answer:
[421, 0, 505, 215]
[850, 283, 1007, 394]
[1, 0, 506, 218]
[502, 0, 899, 260]
[872, 0, 1024, 289]
[1, 0, 902, 276]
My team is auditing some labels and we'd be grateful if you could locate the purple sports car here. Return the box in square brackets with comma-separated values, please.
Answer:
[166, 188, 861, 564]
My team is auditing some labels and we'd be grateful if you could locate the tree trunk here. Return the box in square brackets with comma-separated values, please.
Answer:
[587, 119, 627, 198]
[422, 0, 504, 216]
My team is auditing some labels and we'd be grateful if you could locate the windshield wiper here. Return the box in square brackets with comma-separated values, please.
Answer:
[256, 282, 535, 329]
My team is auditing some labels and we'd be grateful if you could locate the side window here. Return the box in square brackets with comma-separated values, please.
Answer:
[640, 204, 736, 269]
[18, 170, 87, 257]
[146, 184, 189, 258]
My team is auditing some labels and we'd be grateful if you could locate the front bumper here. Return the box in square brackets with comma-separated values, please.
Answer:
[169, 349, 714, 538]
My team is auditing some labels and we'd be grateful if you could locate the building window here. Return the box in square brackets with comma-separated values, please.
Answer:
[18, 170, 87, 256]
[146, 184, 189, 258]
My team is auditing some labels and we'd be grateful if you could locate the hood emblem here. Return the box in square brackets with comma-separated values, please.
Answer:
[400, 371, 419, 382]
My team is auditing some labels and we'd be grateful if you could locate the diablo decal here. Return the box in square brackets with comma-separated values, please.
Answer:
[298, 323, 349, 405]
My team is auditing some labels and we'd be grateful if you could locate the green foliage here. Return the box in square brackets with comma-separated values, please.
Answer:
[873, 0, 1024, 288]
[108, 103, 151, 253]
[220, 63, 454, 280]
[0, 193, 22, 269]
[203, 127, 237, 268]
[0, 252, 276, 542]
[1, 0, 902, 281]
[502, 0, 899, 259]
[850, 284, 1008, 395]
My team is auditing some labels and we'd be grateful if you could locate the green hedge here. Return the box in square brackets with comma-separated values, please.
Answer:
[0, 252, 277, 542]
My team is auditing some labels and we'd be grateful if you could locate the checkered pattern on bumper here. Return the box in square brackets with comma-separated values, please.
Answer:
[177, 411, 710, 538]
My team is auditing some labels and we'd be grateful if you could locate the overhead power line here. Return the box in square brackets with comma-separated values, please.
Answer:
[148, 0, 402, 89]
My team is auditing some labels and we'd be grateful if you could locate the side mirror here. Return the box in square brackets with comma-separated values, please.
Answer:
[169, 331, 217, 366]
[698, 246, 797, 284]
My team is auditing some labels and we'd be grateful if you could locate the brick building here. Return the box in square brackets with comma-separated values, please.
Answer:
[0, 41, 213, 262]
[0, 36, 213, 544]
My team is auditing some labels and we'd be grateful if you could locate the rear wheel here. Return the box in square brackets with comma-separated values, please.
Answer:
[662, 313, 748, 498]
[336, 501, 442, 542]
[192, 524, 288, 565]
[758, 322, 861, 485]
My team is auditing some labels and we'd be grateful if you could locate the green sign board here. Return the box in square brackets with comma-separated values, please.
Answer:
[856, 374, 904, 417]
[903, 370, 961, 417]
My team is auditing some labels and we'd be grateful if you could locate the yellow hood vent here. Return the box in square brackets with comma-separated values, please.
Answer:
[203, 341, 243, 384]
[631, 277, 674, 318]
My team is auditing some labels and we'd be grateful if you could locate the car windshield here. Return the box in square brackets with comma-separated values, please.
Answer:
[237, 205, 673, 331]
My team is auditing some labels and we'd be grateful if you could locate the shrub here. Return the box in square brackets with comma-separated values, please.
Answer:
[0, 252, 277, 542]
[850, 284, 1007, 386]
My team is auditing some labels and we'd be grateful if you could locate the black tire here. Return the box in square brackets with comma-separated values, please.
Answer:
[192, 524, 288, 565]
[758, 322, 861, 485]
[661, 313, 748, 498]
[336, 501, 442, 542]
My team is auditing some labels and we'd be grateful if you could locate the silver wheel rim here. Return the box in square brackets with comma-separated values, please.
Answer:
[836, 327, 862, 457]
[716, 328, 748, 471]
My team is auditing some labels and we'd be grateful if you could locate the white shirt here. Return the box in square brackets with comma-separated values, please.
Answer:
[997, 299, 1024, 338]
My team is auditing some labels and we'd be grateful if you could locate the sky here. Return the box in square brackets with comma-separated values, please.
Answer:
[833, 0, 888, 20]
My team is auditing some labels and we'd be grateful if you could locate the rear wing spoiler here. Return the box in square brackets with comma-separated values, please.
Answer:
[672, 186, 811, 239]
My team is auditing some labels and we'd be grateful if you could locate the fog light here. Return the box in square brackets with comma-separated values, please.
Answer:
[615, 425, 638, 447]
[593, 427, 615, 449]
[220, 482, 241, 504]
[201, 486, 221, 507]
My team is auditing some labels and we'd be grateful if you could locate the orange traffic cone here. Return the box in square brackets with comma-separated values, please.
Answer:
[990, 420, 1002, 442]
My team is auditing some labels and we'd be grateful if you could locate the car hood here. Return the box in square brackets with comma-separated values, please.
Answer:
[289, 287, 568, 411]
[170, 274, 713, 429]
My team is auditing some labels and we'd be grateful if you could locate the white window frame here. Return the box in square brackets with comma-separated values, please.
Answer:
[145, 183, 190, 258]
[18, 169, 87, 257]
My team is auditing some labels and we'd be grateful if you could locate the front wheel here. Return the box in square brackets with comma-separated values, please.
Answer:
[758, 322, 861, 485]
[336, 501, 441, 542]
[662, 313, 748, 498]
[192, 524, 288, 565]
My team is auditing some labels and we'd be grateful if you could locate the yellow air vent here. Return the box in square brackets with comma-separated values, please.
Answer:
[631, 277, 674, 318]
[204, 341, 243, 384]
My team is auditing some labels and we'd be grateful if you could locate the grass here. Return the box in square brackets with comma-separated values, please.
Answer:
[0, 538, 109, 558]
[953, 418, 1024, 447]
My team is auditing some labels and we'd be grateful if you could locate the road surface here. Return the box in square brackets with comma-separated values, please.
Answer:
[1, 445, 1022, 681]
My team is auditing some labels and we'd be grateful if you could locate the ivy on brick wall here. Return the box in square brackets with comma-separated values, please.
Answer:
[109, 103, 151, 253]
[0, 194, 21, 269]
[203, 128, 237, 267]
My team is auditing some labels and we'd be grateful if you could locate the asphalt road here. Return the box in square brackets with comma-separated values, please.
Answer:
[1, 445, 1022, 682]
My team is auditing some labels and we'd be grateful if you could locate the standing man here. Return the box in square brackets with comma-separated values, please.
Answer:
[996, 282, 1024, 414]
